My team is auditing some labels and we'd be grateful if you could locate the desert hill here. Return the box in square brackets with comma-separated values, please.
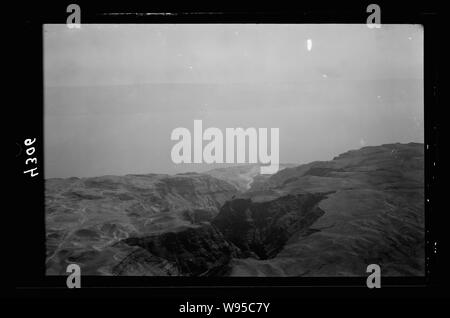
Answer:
[46, 143, 424, 276]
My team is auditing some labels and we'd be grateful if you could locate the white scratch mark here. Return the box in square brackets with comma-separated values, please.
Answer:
[307, 39, 312, 51]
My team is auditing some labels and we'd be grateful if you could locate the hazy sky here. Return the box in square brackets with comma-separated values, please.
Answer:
[44, 24, 423, 178]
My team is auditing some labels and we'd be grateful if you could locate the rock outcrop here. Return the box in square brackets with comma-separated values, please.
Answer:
[121, 224, 240, 276]
[212, 193, 327, 259]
